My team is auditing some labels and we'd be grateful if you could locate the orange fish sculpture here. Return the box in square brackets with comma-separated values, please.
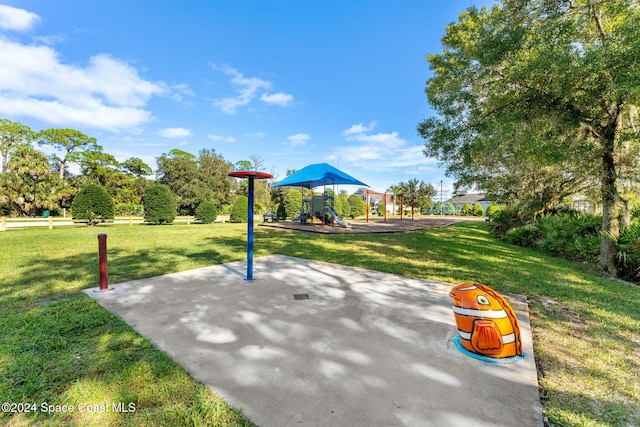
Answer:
[449, 283, 523, 359]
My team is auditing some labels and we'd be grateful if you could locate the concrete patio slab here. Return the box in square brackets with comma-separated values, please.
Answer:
[83, 254, 543, 427]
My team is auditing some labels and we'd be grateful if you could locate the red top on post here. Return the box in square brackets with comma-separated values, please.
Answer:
[228, 171, 273, 179]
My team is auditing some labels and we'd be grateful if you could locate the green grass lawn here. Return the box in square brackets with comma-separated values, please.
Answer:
[1, 222, 638, 426]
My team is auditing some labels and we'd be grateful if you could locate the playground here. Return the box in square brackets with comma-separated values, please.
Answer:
[268, 163, 472, 234]
[261, 216, 467, 234]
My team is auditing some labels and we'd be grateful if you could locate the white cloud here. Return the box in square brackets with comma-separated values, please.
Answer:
[33, 33, 65, 46]
[341, 121, 403, 147]
[0, 5, 40, 32]
[339, 121, 418, 167]
[260, 92, 294, 106]
[281, 133, 310, 147]
[244, 132, 266, 139]
[342, 121, 377, 137]
[168, 83, 195, 102]
[212, 64, 294, 114]
[207, 134, 236, 143]
[0, 7, 185, 132]
[158, 127, 192, 138]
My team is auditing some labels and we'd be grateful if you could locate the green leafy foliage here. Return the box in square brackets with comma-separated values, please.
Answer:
[196, 201, 218, 224]
[461, 203, 472, 215]
[348, 194, 366, 218]
[486, 204, 501, 217]
[156, 148, 233, 216]
[418, 1, 640, 276]
[38, 127, 99, 180]
[143, 184, 176, 225]
[230, 196, 248, 223]
[114, 203, 143, 216]
[491, 206, 526, 236]
[341, 196, 352, 218]
[70, 184, 114, 226]
[504, 224, 538, 247]
[472, 203, 484, 216]
[502, 213, 602, 264]
[284, 191, 302, 219]
[603, 220, 640, 281]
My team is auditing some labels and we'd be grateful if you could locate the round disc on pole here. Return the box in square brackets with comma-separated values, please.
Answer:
[228, 171, 273, 180]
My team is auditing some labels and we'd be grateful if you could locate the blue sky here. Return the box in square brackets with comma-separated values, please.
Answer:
[0, 1, 493, 195]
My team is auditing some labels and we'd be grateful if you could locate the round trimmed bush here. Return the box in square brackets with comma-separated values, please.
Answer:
[348, 194, 366, 218]
[230, 196, 248, 223]
[462, 203, 472, 215]
[473, 203, 485, 216]
[143, 184, 176, 225]
[196, 201, 218, 224]
[284, 191, 302, 219]
[339, 196, 352, 218]
[71, 184, 114, 226]
[486, 204, 502, 218]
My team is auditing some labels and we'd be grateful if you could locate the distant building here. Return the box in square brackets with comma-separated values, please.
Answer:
[354, 188, 394, 214]
[572, 195, 597, 213]
[447, 193, 492, 213]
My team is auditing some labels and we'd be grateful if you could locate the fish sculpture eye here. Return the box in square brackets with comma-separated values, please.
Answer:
[476, 295, 490, 305]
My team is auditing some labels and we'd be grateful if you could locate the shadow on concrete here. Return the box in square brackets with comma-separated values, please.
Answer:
[85, 255, 543, 427]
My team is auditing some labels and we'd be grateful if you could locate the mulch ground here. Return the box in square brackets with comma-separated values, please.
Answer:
[259, 216, 476, 234]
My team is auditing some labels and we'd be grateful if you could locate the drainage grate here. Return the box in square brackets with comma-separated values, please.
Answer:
[293, 293, 309, 300]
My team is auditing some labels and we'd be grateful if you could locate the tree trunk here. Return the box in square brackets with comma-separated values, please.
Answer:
[59, 159, 65, 180]
[599, 103, 624, 277]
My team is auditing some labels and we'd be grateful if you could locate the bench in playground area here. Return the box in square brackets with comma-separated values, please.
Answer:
[263, 212, 278, 223]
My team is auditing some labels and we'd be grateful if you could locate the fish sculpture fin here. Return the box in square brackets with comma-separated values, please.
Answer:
[475, 284, 523, 357]
[471, 319, 503, 354]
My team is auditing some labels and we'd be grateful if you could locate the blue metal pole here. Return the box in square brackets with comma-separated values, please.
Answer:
[246, 176, 255, 280]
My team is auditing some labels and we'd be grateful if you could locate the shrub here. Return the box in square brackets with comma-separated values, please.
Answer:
[491, 206, 525, 235]
[284, 191, 302, 219]
[486, 204, 502, 218]
[71, 184, 114, 226]
[462, 203, 472, 215]
[603, 219, 640, 281]
[334, 196, 345, 217]
[219, 204, 232, 215]
[348, 194, 366, 218]
[342, 198, 352, 218]
[631, 203, 640, 220]
[505, 225, 539, 247]
[276, 203, 286, 221]
[230, 196, 248, 223]
[114, 203, 143, 216]
[472, 203, 485, 216]
[445, 202, 457, 215]
[254, 201, 266, 215]
[143, 184, 176, 225]
[196, 201, 218, 224]
[534, 213, 601, 258]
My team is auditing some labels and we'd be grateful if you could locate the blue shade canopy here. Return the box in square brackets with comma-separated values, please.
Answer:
[272, 163, 368, 189]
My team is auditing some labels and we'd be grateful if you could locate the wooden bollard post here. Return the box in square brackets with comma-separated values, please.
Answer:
[96, 234, 112, 291]
[48, 216, 53, 229]
[1, 216, 5, 231]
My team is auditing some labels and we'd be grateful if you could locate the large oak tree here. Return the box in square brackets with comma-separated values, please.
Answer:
[418, 0, 640, 276]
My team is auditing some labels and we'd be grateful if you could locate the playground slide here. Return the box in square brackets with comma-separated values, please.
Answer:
[326, 207, 351, 228]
